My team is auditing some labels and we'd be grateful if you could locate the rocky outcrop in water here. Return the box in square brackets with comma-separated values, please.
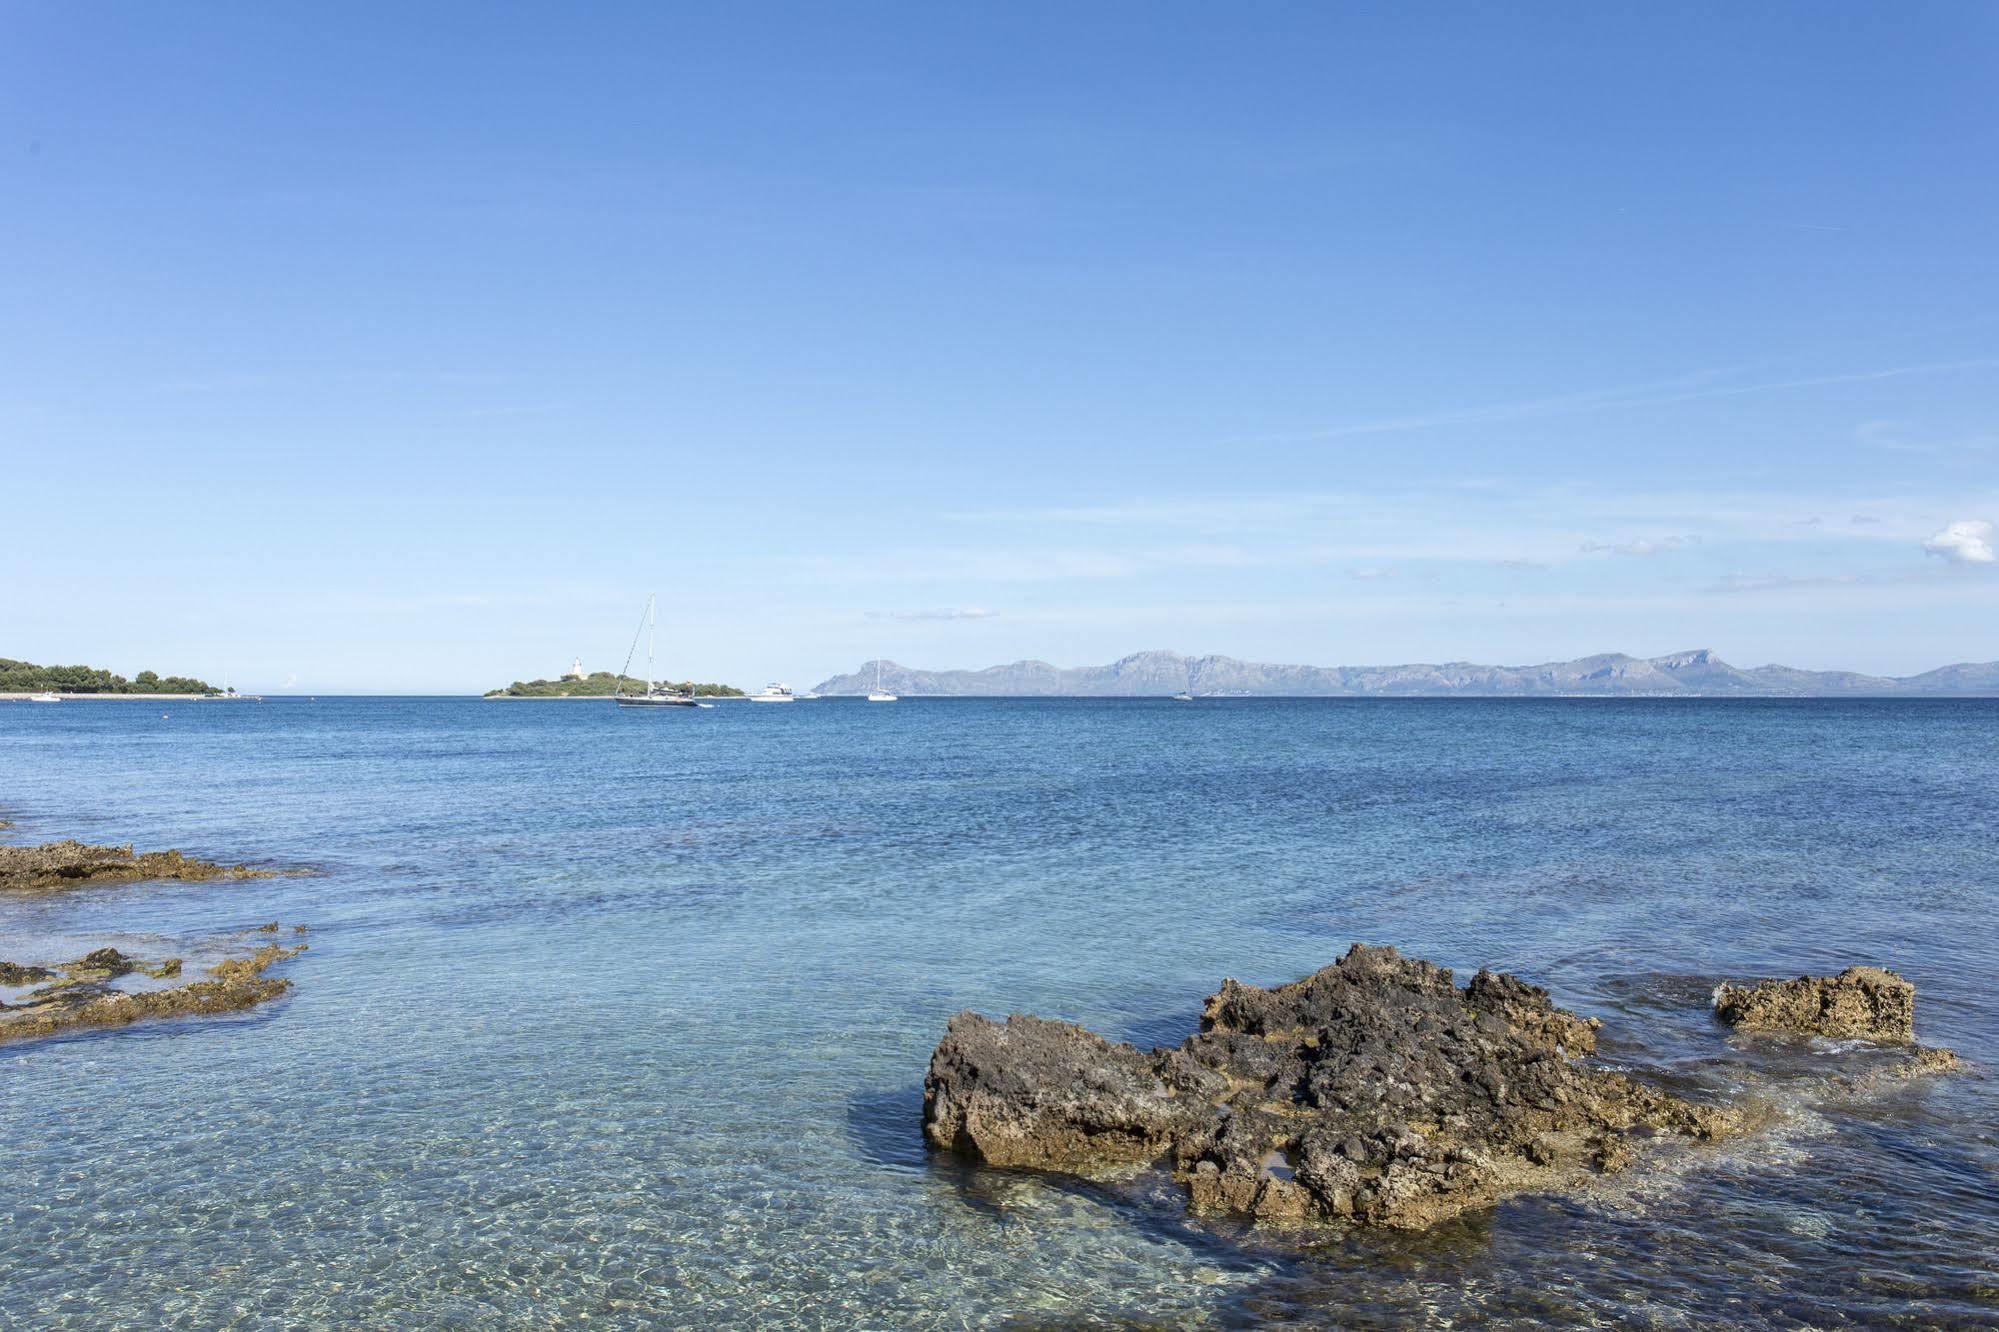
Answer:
[0, 938, 304, 1045]
[924, 944, 1737, 1231]
[0, 839, 278, 893]
[0, 961, 53, 985]
[1713, 965, 1958, 1079]
[1713, 967, 1919, 1042]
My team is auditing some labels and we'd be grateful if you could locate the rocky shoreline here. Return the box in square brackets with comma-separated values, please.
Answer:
[0, 827, 310, 1047]
[0, 932, 307, 1046]
[0, 838, 289, 894]
[924, 944, 1957, 1233]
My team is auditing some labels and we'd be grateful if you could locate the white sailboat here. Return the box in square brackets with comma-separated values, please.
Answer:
[206, 673, 260, 700]
[615, 595, 698, 709]
[866, 658, 897, 703]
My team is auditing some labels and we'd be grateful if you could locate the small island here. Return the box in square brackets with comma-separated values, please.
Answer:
[2, 657, 217, 697]
[484, 671, 744, 698]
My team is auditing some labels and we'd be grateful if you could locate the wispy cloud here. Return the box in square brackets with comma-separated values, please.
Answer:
[1707, 572, 1869, 595]
[827, 485, 1999, 594]
[807, 544, 1269, 585]
[461, 404, 558, 420]
[1287, 358, 1998, 443]
[1856, 420, 1998, 456]
[948, 496, 1316, 530]
[867, 607, 1000, 621]
[1580, 534, 1699, 557]
[1703, 566, 1974, 596]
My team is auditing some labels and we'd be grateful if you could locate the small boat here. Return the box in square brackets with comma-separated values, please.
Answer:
[749, 683, 796, 704]
[1172, 692, 1194, 702]
[866, 657, 897, 703]
[29, 691, 61, 704]
[615, 595, 700, 710]
[208, 675, 257, 700]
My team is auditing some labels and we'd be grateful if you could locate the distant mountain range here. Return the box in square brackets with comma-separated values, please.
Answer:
[810, 649, 1999, 698]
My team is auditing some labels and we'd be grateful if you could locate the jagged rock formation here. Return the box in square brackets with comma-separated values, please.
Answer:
[0, 839, 277, 893]
[924, 945, 1737, 1231]
[812, 649, 1999, 698]
[0, 938, 305, 1045]
[1714, 967, 1920, 1042]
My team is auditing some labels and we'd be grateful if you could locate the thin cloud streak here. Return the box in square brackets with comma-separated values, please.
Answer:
[1287, 358, 1999, 443]
[1580, 534, 1699, 557]
[866, 607, 1000, 621]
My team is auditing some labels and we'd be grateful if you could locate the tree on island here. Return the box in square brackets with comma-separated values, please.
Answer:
[1, 659, 216, 695]
[485, 670, 744, 698]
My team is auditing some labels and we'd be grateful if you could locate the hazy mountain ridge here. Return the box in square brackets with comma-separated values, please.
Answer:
[811, 649, 1999, 697]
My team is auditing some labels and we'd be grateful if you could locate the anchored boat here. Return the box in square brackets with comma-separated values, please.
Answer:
[615, 595, 699, 709]
[866, 658, 897, 703]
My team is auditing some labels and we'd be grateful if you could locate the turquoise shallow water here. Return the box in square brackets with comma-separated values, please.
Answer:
[2, 697, 1995, 1328]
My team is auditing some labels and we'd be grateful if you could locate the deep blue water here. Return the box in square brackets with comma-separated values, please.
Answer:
[2, 697, 1995, 1328]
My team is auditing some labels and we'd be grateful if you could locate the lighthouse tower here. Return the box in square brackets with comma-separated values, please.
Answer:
[564, 657, 586, 681]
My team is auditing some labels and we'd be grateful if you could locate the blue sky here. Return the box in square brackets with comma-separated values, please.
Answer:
[4, 3, 1995, 691]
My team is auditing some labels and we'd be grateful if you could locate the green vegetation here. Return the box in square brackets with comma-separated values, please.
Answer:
[1, 658, 216, 695]
[485, 671, 744, 698]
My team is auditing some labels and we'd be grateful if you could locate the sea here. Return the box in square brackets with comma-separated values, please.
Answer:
[2, 696, 1994, 1329]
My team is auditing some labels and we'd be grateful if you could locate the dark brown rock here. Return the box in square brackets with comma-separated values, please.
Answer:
[1467, 968, 1601, 1056]
[921, 1012, 1220, 1169]
[924, 944, 1739, 1231]
[70, 947, 139, 979]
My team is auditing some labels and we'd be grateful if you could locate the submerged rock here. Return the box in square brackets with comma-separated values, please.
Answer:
[1713, 967, 1918, 1042]
[0, 938, 306, 1046]
[0, 839, 279, 893]
[924, 944, 1737, 1231]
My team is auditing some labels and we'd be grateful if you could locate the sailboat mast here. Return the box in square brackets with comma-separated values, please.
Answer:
[647, 595, 656, 693]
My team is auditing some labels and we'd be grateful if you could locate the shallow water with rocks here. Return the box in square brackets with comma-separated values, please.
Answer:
[2, 696, 1994, 1328]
